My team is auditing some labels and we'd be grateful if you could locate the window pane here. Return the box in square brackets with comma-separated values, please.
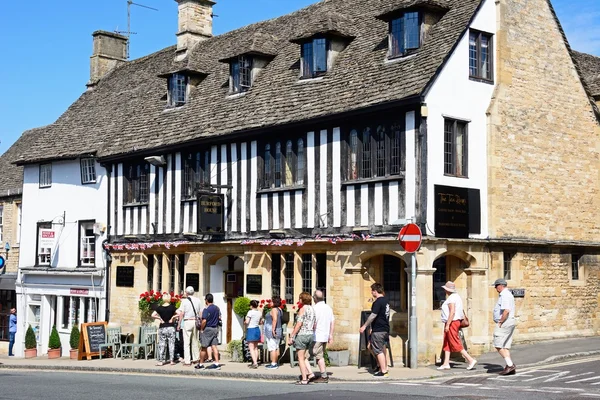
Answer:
[302, 42, 314, 78]
[390, 123, 402, 175]
[456, 122, 467, 177]
[314, 38, 327, 73]
[80, 222, 95, 266]
[302, 254, 312, 293]
[361, 128, 372, 178]
[390, 17, 404, 56]
[376, 126, 386, 177]
[571, 255, 580, 280]
[271, 254, 281, 297]
[284, 253, 294, 303]
[404, 12, 420, 49]
[285, 140, 294, 186]
[204, 151, 211, 185]
[170, 73, 187, 105]
[296, 139, 304, 185]
[503, 252, 513, 280]
[240, 56, 252, 88]
[264, 144, 271, 188]
[177, 254, 185, 294]
[469, 32, 478, 77]
[315, 253, 326, 302]
[349, 130, 358, 179]
[169, 255, 176, 293]
[275, 142, 282, 187]
[481, 35, 490, 79]
[444, 120, 454, 175]
[147, 255, 154, 292]
[231, 61, 240, 92]
[183, 154, 194, 198]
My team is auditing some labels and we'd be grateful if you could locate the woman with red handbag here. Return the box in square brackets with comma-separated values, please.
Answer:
[437, 281, 477, 371]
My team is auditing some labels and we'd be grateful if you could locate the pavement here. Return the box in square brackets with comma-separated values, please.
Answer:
[1, 336, 599, 382]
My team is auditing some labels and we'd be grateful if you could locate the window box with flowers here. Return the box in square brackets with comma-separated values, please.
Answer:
[258, 298, 289, 324]
[138, 290, 182, 324]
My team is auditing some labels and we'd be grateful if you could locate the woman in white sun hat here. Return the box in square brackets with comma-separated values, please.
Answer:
[437, 281, 477, 371]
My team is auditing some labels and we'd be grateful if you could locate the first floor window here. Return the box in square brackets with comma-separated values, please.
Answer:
[37, 222, 53, 265]
[444, 118, 468, 177]
[79, 221, 95, 266]
[124, 162, 149, 204]
[346, 120, 405, 181]
[39, 163, 52, 188]
[271, 254, 281, 297]
[183, 152, 208, 199]
[469, 30, 493, 81]
[263, 138, 305, 188]
[80, 158, 96, 184]
[571, 254, 581, 280]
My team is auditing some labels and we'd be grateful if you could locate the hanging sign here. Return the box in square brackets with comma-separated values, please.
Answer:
[39, 229, 56, 248]
[197, 194, 224, 235]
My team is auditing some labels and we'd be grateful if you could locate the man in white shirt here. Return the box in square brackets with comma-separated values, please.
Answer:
[176, 286, 203, 366]
[308, 290, 334, 383]
[492, 278, 517, 375]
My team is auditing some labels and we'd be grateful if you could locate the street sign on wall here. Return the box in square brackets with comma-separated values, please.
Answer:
[397, 223, 422, 253]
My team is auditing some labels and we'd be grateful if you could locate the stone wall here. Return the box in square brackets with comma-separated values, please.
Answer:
[0, 197, 21, 273]
[488, 0, 600, 241]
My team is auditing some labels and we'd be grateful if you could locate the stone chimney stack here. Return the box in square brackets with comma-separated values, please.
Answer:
[175, 0, 215, 59]
[87, 30, 128, 88]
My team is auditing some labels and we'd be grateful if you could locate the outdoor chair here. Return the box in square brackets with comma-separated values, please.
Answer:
[121, 326, 157, 360]
[99, 327, 122, 359]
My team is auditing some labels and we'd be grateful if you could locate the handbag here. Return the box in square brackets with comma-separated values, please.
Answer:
[188, 298, 202, 330]
[460, 314, 470, 328]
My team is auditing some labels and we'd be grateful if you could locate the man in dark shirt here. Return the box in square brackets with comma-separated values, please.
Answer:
[196, 293, 221, 370]
[359, 283, 390, 377]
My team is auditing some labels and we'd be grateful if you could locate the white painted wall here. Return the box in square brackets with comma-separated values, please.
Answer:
[19, 160, 108, 268]
[209, 257, 244, 344]
[424, 0, 496, 239]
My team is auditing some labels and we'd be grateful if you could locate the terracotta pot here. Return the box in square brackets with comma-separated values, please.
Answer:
[24, 348, 37, 359]
[69, 349, 78, 360]
[47, 348, 61, 359]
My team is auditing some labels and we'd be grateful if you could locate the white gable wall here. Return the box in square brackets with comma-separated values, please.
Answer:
[424, 0, 496, 239]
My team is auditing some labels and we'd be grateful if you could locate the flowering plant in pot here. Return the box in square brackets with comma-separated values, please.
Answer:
[48, 325, 62, 359]
[138, 290, 182, 323]
[69, 325, 80, 360]
[24, 325, 38, 358]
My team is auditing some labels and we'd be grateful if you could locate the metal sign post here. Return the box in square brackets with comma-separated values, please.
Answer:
[398, 223, 422, 369]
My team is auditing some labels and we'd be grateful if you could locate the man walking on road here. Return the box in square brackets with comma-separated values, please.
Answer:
[308, 290, 334, 383]
[492, 278, 517, 375]
[360, 283, 390, 378]
[196, 293, 221, 370]
[8, 308, 16, 356]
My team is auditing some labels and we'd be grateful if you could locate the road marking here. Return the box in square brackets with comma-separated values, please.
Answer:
[543, 371, 593, 382]
[581, 394, 600, 398]
[390, 383, 422, 386]
[540, 387, 584, 392]
[523, 388, 563, 393]
[453, 383, 481, 387]
[566, 376, 600, 384]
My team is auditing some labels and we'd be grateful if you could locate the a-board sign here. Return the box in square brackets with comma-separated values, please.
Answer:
[78, 321, 107, 360]
[246, 274, 262, 295]
[358, 310, 394, 369]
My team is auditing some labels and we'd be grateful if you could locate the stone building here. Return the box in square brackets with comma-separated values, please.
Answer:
[9, 0, 600, 365]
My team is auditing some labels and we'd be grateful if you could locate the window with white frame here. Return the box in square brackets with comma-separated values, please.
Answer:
[80, 158, 96, 184]
[0, 206, 3, 243]
[37, 222, 53, 265]
[230, 55, 253, 93]
[39, 163, 52, 188]
[168, 73, 188, 107]
[79, 221, 95, 266]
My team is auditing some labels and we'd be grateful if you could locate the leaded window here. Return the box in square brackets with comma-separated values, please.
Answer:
[284, 253, 294, 303]
[264, 144, 272, 188]
[390, 12, 421, 57]
[376, 126, 387, 177]
[444, 118, 468, 177]
[183, 152, 205, 199]
[124, 162, 150, 204]
[275, 142, 282, 188]
[285, 141, 294, 186]
[168, 73, 188, 106]
[271, 254, 281, 297]
[302, 254, 312, 293]
[296, 139, 305, 185]
[231, 55, 253, 93]
[348, 130, 359, 180]
[469, 30, 493, 81]
[263, 138, 305, 189]
[301, 38, 328, 78]
[39, 163, 52, 188]
[383, 255, 402, 310]
[361, 128, 372, 179]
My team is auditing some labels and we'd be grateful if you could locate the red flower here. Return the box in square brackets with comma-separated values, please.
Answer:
[260, 299, 265, 304]
[292, 306, 296, 309]
[259, 305, 263, 308]
[281, 300, 286, 305]
[145, 298, 150, 302]
[170, 291, 174, 297]
[149, 289, 154, 295]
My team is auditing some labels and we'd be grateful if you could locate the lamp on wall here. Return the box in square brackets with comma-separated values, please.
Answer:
[4, 242, 10, 259]
[144, 155, 167, 167]
[269, 229, 286, 239]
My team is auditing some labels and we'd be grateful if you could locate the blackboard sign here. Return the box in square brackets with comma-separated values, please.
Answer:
[78, 321, 107, 360]
[116, 266, 134, 287]
[186, 273, 200, 292]
[197, 194, 224, 234]
[358, 310, 393, 369]
[246, 274, 262, 295]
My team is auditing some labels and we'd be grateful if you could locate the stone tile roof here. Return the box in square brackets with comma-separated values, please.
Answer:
[0, 128, 43, 197]
[17, 0, 481, 164]
[572, 51, 600, 99]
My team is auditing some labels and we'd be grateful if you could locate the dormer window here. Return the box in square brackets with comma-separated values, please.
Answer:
[231, 55, 253, 93]
[168, 73, 188, 106]
[301, 38, 328, 78]
[390, 12, 421, 58]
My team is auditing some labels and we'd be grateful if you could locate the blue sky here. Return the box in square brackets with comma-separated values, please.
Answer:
[0, 0, 598, 156]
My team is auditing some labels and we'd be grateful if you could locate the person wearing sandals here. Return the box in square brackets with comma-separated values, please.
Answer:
[437, 281, 477, 371]
[288, 292, 316, 385]
[244, 300, 262, 368]
[152, 293, 178, 366]
[264, 296, 283, 369]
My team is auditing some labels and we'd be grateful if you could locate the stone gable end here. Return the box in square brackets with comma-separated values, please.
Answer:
[488, 0, 600, 241]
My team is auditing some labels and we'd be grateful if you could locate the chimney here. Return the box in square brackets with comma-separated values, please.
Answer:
[175, 0, 215, 59]
[87, 30, 128, 88]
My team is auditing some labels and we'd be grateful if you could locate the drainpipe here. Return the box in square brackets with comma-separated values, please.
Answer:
[103, 163, 112, 322]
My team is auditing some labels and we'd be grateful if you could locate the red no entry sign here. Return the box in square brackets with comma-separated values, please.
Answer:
[398, 223, 422, 253]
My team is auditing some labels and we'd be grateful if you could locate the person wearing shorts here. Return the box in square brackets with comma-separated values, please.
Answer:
[244, 300, 262, 368]
[360, 283, 390, 378]
[308, 290, 334, 383]
[196, 293, 221, 370]
[492, 278, 517, 375]
[288, 292, 316, 385]
[263, 296, 283, 369]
